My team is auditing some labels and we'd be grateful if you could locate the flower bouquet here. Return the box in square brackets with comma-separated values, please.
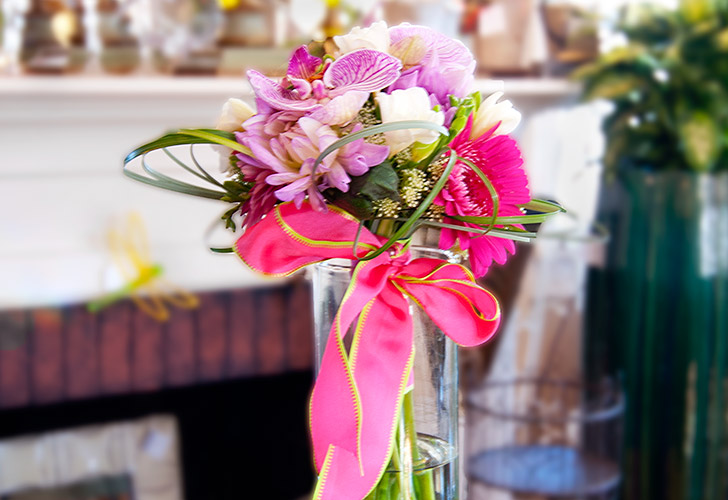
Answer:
[124, 21, 561, 500]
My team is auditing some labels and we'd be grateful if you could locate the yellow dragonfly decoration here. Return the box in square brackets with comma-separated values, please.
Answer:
[217, 0, 241, 10]
[88, 213, 199, 321]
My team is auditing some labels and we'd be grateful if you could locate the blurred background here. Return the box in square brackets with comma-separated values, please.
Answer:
[1, 0, 727, 499]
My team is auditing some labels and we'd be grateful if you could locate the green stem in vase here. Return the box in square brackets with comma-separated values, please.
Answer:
[397, 405, 416, 499]
[403, 390, 437, 500]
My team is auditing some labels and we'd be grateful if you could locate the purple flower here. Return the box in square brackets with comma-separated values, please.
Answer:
[388, 24, 475, 108]
[235, 116, 389, 216]
[247, 47, 402, 125]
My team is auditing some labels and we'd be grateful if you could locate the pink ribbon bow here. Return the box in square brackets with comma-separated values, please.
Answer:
[235, 201, 501, 500]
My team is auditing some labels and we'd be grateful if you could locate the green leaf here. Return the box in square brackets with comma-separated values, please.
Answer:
[411, 140, 440, 163]
[583, 73, 645, 101]
[472, 91, 482, 110]
[324, 193, 375, 220]
[325, 162, 400, 219]
[448, 116, 469, 140]
[357, 162, 400, 200]
[680, 0, 716, 23]
[679, 111, 720, 171]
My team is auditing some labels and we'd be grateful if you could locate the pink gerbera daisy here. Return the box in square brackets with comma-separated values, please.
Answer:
[435, 116, 530, 277]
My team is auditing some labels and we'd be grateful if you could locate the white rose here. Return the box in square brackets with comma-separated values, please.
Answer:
[216, 98, 255, 133]
[377, 88, 445, 155]
[470, 91, 521, 139]
[334, 20, 390, 55]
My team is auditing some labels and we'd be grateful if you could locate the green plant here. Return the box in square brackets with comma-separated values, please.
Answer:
[576, 0, 728, 174]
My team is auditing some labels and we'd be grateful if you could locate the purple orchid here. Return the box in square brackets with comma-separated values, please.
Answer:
[247, 46, 402, 126]
[388, 24, 475, 109]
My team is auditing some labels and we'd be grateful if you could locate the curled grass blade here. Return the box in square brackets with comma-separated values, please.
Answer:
[125, 153, 227, 200]
[521, 199, 566, 214]
[124, 128, 241, 200]
[415, 220, 535, 242]
[311, 120, 449, 180]
[125, 129, 243, 164]
[456, 156, 499, 232]
[162, 147, 212, 184]
[189, 144, 226, 188]
[178, 128, 253, 156]
[123, 166, 226, 200]
[453, 198, 566, 226]
[209, 246, 234, 254]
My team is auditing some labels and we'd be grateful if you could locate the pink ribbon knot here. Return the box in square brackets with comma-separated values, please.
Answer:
[235, 201, 501, 500]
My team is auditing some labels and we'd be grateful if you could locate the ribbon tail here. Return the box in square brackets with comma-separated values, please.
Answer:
[309, 258, 394, 471]
[394, 259, 501, 346]
[312, 283, 413, 500]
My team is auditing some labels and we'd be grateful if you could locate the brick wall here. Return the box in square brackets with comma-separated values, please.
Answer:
[0, 280, 313, 409]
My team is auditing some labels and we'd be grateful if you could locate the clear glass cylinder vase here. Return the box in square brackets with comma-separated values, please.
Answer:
[310, 247, 460, 500]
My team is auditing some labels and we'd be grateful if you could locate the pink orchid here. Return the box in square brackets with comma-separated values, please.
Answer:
[247, 46, 402, 125]
[436, 117, 530, 277]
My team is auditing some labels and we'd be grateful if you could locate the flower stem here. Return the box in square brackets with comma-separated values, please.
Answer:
[403, 390, 437, 500]
[376, 219, 396, 240]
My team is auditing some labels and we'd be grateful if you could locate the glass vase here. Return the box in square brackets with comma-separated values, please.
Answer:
[310, 247, 460, 500]
[585, 170, 728, 500]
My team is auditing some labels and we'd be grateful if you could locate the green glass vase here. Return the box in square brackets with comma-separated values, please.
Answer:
[585, 170, 728, 500]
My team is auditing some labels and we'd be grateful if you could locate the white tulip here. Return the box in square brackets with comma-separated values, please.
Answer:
[377, 88, 444, 155]
[334, 20, 390, 55]
[216, 98, 255, 133]
[215, 98, 254, 173]
[470, 91, 521, 139]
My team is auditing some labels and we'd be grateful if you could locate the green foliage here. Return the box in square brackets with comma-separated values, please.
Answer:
[220, 176, 252, 231]
[578, 1, 728, 173]
[324, 162, 400, 219]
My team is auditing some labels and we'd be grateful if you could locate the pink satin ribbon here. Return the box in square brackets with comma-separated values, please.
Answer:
[235, 201, 501, 500]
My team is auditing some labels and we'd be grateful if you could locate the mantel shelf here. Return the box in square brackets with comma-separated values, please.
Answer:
[0, 75, 579, 98]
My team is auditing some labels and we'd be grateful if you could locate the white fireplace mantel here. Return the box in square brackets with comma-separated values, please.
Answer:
[0, 76, 579, 309]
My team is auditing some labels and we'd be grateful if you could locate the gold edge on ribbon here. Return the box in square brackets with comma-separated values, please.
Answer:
[360, 341, 416, 500]
[275, 203, 379, 255]
[395, 276, 501, 321]
[231, 236, 297, 278]
[336, 262, 370, 476]
[438, 285, 501, 322]
[348, 298, 375, 371]
[309, 261, 368, 475]
[233, 204, 366, 277]
[392, 279, 502, 346]
[348, 296, 376, 478]
[232, 206, 304, 277]
[402, 260, 477, 283]
[312, 444, 336, 500]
